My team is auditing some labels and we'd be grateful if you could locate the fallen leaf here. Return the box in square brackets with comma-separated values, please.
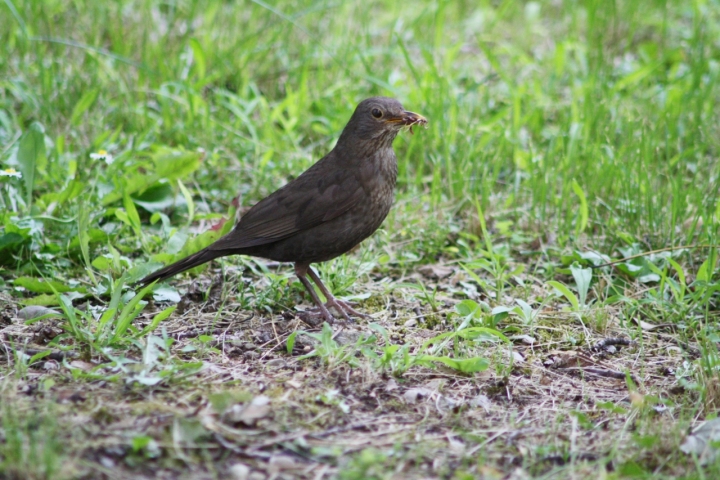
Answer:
[228, 463, 251, 480]
[152, 286, 181, 302]
[69, 360, 96, 371]
[511, 334, 536, 345]
[470, 394, 492, 412]
[403, 388, 434, 404]
[265, 358, 285, 369]
[17, 305, 61, 321]
[447, 434, 465, 454]
[226, 395, 271, 425]
[631, 317, 674, 331]
[680, 418, 720, 465]
[418, 264, 454, 280]
[268, 455, 306, 474]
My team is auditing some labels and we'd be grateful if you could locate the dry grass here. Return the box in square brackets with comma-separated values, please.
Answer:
[0, 265, 703, 479]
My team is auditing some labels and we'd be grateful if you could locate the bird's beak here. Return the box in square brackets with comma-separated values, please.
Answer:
[385, 111, 428, 127]
[385, 111, 428, 134]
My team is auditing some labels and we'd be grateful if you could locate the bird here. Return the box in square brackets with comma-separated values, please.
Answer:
[138, 97, 427, 323]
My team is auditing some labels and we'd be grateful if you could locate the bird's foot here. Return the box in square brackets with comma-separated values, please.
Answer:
[296, 299, 369, 327]
[296, 311, 329, 327]
[304, 298, 368, 323]
[296, 302, 337, 327]
[326, 298, 369, 321]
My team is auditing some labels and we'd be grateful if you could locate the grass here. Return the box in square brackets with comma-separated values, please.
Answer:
[1, 0, 720, 478]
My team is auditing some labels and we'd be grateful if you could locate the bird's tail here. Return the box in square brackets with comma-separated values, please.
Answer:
[137, 247, 225, 286]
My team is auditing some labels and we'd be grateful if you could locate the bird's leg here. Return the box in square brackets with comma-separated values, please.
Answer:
[307, 267, 368, 320]
[294, 264, 336, 324]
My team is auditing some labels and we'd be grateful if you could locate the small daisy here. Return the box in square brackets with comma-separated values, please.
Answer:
[90, 149, 114, 164]
[0, 168, 22, 178]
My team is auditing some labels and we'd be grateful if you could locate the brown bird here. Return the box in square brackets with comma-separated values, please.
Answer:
[139, 97, 427, 323]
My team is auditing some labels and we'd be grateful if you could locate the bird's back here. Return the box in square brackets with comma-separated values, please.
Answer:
[211, 145, 397, 264]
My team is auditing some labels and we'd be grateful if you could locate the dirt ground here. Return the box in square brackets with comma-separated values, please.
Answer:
[0, 270, 697, 479]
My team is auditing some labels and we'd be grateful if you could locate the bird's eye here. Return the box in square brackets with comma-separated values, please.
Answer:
[371, 108, 383, 118]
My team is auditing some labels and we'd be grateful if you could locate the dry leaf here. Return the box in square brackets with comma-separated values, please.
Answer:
[268, 455, 306, 474]
[403, 388, 434, 404]
[632, 317, 663, 331]
[17, 306, 61, 321]
[239, 396, 271, 425]
[447, 434, 465, 454]
[226, 396, 271, 425]
[385, 379, 399, 392]
[418, 264, 454, 280]
[228, 463, 251, 480]
[470, 394, 492, 412]
[265, 358, 285, 369]
[511, 334, 536, 345]
[680, 418, 720, 465]
[69, 360, 96, 371]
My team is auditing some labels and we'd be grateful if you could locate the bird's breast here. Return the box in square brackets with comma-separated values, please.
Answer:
[361, 147, 398, 192]
[356, 148, 398, 228]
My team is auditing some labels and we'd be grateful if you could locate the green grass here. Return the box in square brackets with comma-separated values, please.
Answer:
[1, 0, 720, 478]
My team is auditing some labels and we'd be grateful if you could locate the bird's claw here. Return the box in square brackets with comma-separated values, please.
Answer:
[326, 298, 369, 320]
[296, 300, 339, 327]
[296, 310, 327, 327]
[299, 299, 367, 325]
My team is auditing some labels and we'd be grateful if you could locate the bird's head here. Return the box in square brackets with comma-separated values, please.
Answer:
[337, 97, 427, 148]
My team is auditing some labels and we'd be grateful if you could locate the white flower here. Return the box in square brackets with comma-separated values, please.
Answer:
[90, 149, 114, 164]
[0, 168, 22, 178]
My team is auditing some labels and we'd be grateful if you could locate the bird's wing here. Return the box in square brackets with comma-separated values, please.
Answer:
[209, 161, 365, 251]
